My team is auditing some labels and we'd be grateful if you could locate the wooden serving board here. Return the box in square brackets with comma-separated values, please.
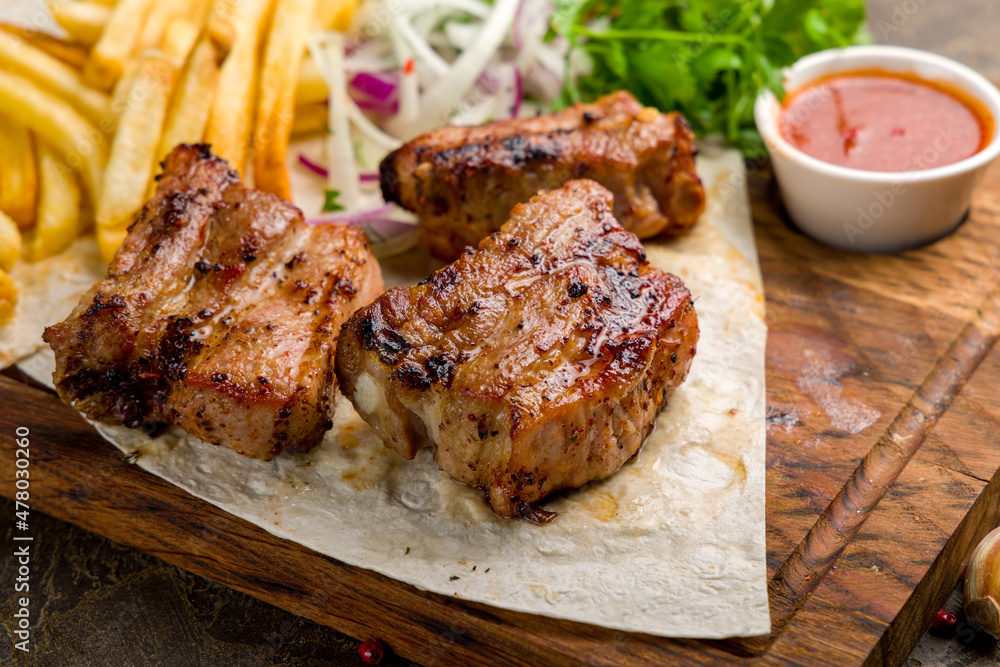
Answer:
[4, 159, 1000, 666]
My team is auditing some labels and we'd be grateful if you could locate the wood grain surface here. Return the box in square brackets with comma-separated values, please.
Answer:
[3, 157, 1000, 666]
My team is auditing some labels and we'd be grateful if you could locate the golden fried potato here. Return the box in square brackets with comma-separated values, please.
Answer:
[50, 1, 111, 47]
[205, 0, 272, 174]
[0, 26, 89, 70]
[0, 268, 15, 326]
[157, 35, 221, 164]
[31, 142, 83, 262]
[97, 50, 176, 260]
[0, 31, 112, 127]
[254, 0, 317, 198]
[296, 53, 327, 106]
[0, 209, 22, 271]
[0, 70, 106, 204]
[0, 121, 38, 229]
[83, 0, 157, 91]
[316, 0, 358, 30]
[291, 102, 328, 137]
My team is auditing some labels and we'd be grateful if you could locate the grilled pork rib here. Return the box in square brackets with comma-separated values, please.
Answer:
[336, 180, 698, 521]
[381, 91, 706, 260]
[44, 144, 384, 459]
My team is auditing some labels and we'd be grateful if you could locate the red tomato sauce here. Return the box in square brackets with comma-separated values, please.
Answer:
[780, 70, 992, 172]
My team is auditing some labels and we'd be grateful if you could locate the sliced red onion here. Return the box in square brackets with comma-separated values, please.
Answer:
[514, 0, 552, 55]
[511, 67, 523, 118]
[350, 71, 398, 103]
[297, 154, 329, 178]
[360, 172, 380, 182]
[354, 96, 400, 115]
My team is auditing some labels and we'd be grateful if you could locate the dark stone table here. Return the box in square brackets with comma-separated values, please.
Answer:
[2, 1, 999, 665]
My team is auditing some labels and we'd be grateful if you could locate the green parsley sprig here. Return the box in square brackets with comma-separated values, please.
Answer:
[553, 0, 869, 155]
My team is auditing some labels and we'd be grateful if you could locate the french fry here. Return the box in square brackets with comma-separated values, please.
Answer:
[296, 54, 327, 106]
[159, 19, 200, 67]
[0, 70, 106, 205]
[0, 31, 112, 128]
[83, 0, 157, 91]
[254, 0, 317, 198]
[206, 0, 239, 55]
[316, 0, 358, 31]
[138, 0, 203, 53]
[0, 267, 15, 327]
[205, 0, 273, 175]
[0, 120, 38, 230]
[0, 26, 90, 70]
[291, 102, 328, 137]
[31, 142, 83, 262]
[96, 50, 176, 260]
[157, 35, 222, 163]
[49, 1, 111, 47]
[0, 209, 21, 271]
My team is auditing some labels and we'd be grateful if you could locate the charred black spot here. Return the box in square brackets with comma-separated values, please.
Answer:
[83, 293, 128, 318]
[469, 414, 489, 440]
[359, 314, 411, 365]
[670, 352, 677, 363]
[286, 252, 305, 270]
[257, 375, 270, 385]
[530, 253, 541, 266]
[278, 405, 293, 418]
[568, 279, 588, 299]
[425, 355, 456, 387]
[498, 135, 562, 165]
[393, 362, 431, 390]
[467, 302, 480, 316]
[194, 259, 211, 274]
[211, 372, 227, 383]
[506, 237, 520, 248]
[428, 265, 460, 293]
[417, 275, 433, 286]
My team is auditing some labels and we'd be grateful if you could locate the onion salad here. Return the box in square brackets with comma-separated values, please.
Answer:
[301, 0, 573, 258]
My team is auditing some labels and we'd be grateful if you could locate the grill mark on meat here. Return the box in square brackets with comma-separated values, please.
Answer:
[382, 91, 706, 260]
[336, 179, 698, 521]
[44, 144, 384, 460]
[360, 313, 411, 365]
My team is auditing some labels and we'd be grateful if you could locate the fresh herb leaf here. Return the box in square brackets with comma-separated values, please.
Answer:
[404, 547, 411, 555]
[323, 189, 345, 213]
[555, 0, 869, 154]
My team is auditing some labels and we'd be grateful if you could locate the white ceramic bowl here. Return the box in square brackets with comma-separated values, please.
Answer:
[754, 45, 1000, 252]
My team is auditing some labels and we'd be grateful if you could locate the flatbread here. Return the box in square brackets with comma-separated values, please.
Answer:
[5, 145, 770, 638]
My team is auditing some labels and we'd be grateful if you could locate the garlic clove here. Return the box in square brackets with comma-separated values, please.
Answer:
[964, 525, 1000, 639]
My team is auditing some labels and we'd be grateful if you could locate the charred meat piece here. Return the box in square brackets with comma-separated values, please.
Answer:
[44, 144, 384, 459]
[381, 90, 706, 260]
[336, 179, 698, 522]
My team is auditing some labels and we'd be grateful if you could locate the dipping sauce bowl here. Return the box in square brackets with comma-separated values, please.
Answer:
[754, 45, 1000, 252]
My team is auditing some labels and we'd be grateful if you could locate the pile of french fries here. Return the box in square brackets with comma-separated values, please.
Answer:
[0, 0, 356, 325]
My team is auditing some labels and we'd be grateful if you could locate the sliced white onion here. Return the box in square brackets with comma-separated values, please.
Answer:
[405, 0, 519, 137]
[308, 33, 361, 211]
[396, 0, 492, 20]
[394, 14, 449, 80]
